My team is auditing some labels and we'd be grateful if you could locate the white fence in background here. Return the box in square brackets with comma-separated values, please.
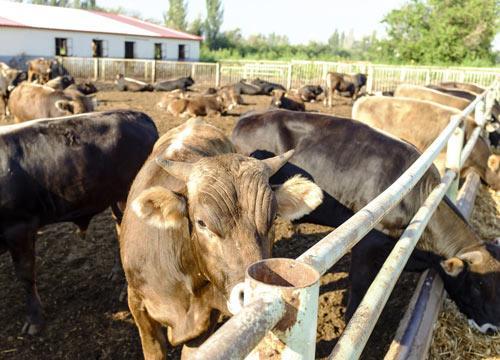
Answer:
[191, 83, 498, 360]
[56, 57, 499, 92]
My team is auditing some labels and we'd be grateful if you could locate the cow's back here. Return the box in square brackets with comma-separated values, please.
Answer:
[395, 84, 470, 110]
[8, 83, 67, 122]
[0, 110, 158, 227]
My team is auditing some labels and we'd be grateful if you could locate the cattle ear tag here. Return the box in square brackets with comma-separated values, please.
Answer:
[440, 258, 464, 277]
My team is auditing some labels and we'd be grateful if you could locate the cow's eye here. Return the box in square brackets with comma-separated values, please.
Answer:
[197, 220, 206, 228]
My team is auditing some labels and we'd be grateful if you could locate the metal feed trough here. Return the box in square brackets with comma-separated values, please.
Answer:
[193, 81, 499, 360]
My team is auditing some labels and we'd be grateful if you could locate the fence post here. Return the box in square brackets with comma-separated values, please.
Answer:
[215, 62, 221, 87]
[445, 118, 464, 201]
[322, 63, 328, 84]
[93, 58, 98, 81]
[366, 65, 374, 93]
[151, 60, 156, 83]
[191, 63, 197, 79]
[101, 59, 106, 81]
[286, 62, 293, 90]
[244, 258, 320, 360]
[425, 69, 431, 85]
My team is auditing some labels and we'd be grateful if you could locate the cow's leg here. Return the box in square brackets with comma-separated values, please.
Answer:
[128, 288, 168, 360]
[109, 202, 126, 284]
[7, 224, 43, 335]
[345, 234, 392, 321]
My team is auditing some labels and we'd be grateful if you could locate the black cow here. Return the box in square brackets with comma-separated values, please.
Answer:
[231, 109, 500, 332]
[154, 76, 194, 92]
[251, 78, 286, 95]
[297, 85, 323, 102]
[0, 110, 158, 335]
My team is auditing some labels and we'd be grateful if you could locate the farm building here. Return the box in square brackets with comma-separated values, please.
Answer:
[0, 1, 202, 65]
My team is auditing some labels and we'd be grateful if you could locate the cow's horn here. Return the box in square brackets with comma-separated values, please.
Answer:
[262, 149, 295, 176]
[156, 157, 193, 182]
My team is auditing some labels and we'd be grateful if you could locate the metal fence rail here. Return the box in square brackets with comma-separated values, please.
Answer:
[192, 82, 498, 359]
[56, 57, 499, 92]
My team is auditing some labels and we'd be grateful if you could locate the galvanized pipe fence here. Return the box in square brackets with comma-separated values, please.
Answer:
[56, 57, 499, 92]
[192, 82, 498, 360]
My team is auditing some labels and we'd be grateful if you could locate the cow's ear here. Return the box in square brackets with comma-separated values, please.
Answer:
[55, 100, 74, 113]
[132, 186, 187, 229]
[440, 257, 465, 277]
[274, 175, 323, 221]
[488, 155, 499, 172]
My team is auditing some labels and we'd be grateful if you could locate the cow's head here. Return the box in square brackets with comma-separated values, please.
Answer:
[271, 89, 286, 107]
[185, 76, 195, 86]
[440, 240, 500, 333]
[133, 150, 323, 314]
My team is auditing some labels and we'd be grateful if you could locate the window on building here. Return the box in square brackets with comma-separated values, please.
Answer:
[55, 38, 68, 56]
[154, 43, 163, 60]
[125, 41, 135, 59]
[92, 40, 103, 57]
[178, 44, 186, 61]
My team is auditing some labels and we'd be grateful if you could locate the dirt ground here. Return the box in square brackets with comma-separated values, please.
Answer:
[0, 85, 498, 359]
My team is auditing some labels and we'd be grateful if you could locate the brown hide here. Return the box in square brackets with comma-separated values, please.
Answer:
[167, 95, 224, 117]
[27, 58, 52, 84]
[352, 97, 499, 190]
[8, 83, 94, 122]
[439, 82, 485, 95]
[395, 84, 470, 110]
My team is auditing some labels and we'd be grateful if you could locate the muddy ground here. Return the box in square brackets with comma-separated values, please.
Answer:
[0, 85, 498, 359]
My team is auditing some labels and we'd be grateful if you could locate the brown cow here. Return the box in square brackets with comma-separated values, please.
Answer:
[0, 66, 21, 118]
[324, 72, 367, 107]
[352, 97, 500, 190]
[439, 82, 485, 95]
[395, 84, 470, 110]
[120, 117, 322, 358]
[270, 89, 306, 111]
[166, 95, 225, 117]
[218, 85, 244, 110]
[8, 82, 96, 122]
[27, 58, 53, 84]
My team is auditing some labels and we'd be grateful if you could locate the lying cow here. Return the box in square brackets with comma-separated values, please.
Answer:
[0, 110, 159, 335]
[154, 76, 194, 91]
[324, 72, 367, 107]
[27, 58, 53, 84]
[270, 89, 305, 111]
[232, 80, 265, 95]
[251, 78, 286, 95]
[297, 85, 323, 102]
[8, 82, 96, 122]
[231, 109, 500, 333]
[395, 84, 470, 111]
[352, 97, 500, 190]
[426, 85, 477, 102]
[218, 85, 244, 110]
[120, 117, 322, 358]
[115, 74, 153, 92]
[45, 75, 75, 90]
[166, 95, 226, 117]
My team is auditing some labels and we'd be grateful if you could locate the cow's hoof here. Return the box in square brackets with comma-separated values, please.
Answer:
[21, 321, 43, 336]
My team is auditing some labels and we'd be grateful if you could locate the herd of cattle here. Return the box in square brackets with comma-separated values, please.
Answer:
[1, 57, 499, 359]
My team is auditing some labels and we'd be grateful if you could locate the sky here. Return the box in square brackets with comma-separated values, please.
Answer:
[98, 0, 408, 44]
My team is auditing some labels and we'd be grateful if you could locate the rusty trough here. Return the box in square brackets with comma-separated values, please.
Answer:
[194, 81, 498, 359]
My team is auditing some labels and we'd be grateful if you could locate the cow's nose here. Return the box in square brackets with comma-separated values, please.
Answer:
[227, 282, 245, 315]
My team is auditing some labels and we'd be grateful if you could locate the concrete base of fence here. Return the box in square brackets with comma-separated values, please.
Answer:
[245, 258, 320, 360]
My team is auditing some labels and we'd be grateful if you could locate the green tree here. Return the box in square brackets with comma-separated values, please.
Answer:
[205, 0, 224, 49]
[380, 0, 497, 65]
[188, 15, 204, 36]
[163, 0, 187, 31]
[328, 29, 340, 50]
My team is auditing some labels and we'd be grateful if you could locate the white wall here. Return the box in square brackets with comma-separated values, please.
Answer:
[0, 27, 200, 61]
